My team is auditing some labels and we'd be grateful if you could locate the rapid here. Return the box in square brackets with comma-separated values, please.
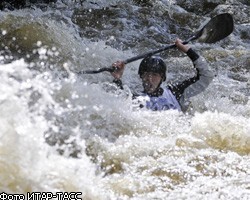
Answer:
[0, 0, 249, 199]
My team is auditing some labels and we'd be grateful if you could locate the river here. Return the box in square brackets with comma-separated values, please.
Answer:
[0, 0, 249, 199]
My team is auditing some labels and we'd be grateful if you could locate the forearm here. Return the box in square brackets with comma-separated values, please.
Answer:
[111, 60, 125, 89]
[169, 48, 213, 100]
[182, 52, 214, 99]
[113, 78, 124, 89]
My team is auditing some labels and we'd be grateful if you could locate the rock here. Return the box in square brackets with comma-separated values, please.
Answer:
[233, 0, 250, 6]
[227, 72, 249, 82]
[175, 0, 226, 15]
[232, 55, 250, 72]
[0, 0, 57, 10]
[0, 0, 26, 10]
[210, 2, 250, 24]
[132, 0, 153, 7]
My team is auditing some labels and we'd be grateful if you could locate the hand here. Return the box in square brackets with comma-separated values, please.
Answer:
[175, 38, 190, 53]
[111, 60, 125, 79]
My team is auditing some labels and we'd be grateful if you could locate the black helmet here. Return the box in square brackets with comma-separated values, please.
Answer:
[138, 56, 167, 81]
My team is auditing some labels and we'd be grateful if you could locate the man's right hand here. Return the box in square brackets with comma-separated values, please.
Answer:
[111, 61, 125, 79]
[175, 38, 190, 53]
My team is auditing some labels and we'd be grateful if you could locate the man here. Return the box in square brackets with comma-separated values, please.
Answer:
[111, 39, 214, 112]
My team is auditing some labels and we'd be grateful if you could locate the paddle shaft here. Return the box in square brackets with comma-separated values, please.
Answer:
[77, 13, 233, 74]
[78, 40, 192, 74]
[124, 40, 193, 64]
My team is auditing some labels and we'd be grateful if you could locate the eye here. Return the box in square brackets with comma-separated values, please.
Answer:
[142, 73, 150, 78]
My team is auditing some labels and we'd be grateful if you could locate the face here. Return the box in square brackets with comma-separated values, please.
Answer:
[141, 72, 162, 94]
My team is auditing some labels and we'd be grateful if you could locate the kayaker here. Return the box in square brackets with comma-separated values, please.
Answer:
[110, 38, 214, 112]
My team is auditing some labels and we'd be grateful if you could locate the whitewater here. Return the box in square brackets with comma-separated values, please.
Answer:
[0, 0, 249, 199]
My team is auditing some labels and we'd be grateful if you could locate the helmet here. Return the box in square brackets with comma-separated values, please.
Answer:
[138, 56, 167, 81]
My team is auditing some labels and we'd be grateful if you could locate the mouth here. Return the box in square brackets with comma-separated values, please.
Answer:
[143, 82, 154, 93]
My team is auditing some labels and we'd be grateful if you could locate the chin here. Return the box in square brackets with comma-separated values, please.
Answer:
[143, 85, 156, 94]
[145, 89, 154, 94]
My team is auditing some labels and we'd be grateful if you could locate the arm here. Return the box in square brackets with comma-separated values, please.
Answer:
[111, 61, 125, 89]
[169, 39, 214, 103]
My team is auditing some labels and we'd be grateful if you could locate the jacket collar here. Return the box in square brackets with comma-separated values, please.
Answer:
[145, 87, 164, 97]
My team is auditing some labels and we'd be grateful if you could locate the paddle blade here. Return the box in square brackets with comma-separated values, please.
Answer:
[198, 13, 234, 43]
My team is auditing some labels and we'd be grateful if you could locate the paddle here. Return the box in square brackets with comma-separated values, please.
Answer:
[77, 13, 233, 74]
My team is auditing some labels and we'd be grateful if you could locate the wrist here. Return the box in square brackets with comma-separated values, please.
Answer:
[183, 46, 190, 53]
[186, 48, 199, 61]
[113, 79, 123, 89]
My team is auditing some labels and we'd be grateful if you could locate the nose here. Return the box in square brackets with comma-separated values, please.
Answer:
[144, 74, 152, 81]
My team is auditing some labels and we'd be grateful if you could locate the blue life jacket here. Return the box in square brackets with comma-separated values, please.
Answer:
[145, 88, 181, 111]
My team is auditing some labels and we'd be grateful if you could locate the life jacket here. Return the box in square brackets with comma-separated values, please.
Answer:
[134, 88, 181, 111]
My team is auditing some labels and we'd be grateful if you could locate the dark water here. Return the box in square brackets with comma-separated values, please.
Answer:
[0, 0, 249, 199]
